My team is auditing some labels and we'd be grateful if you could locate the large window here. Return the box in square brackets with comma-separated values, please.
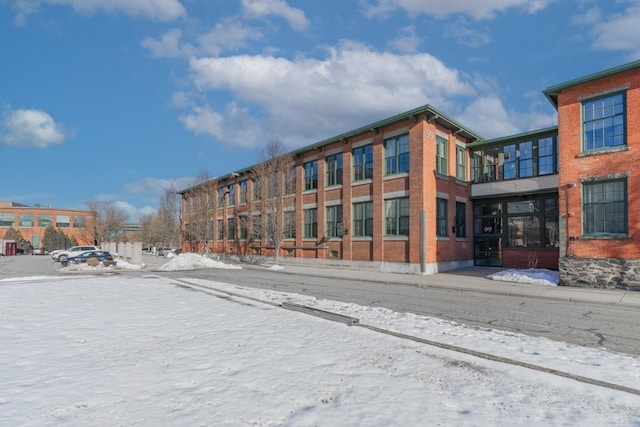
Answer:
[436, 198, 448, 237]
[502, 144, 517, 179]
[0, 213, 14, 227]
[384, 134, 409, 175]
[239, 216, 247, 240]
[436, 136, 448, 176]
[38, 214, 52, 228]
[253, 178, 261, 201]
[538, 136, 556, 175]
[455, 145, 466, 181]
[284, 211, 296, 239]
[326, 205, 343, 238]
[583, 179, 627, 235]
[518, 141, 533, 178]
[73, 216, 86, 228]
[239, 180, 248, 204]
[228, 184, 235, 206]
[384, 198, 409, 236]
[303, 208, 317, 238]
[455, 202, 466, 238]
[304, 160, 318, 191]
[227, 217, 235, 240]
[326, 153, 343, 187]
[56, 215, 70, 228]
[218, 187, 226, 206]
[19, 213, 34, 227]
[353, 144, 373, 181]
[353, 201, 373, 237]
[583, 93, 625, 151]
[217, 219, 224, 240]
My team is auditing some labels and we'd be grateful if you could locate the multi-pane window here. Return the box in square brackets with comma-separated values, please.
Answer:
[538, 137, 556, 175]
[227, 217, 235, 240]
[217, 219, 224, 240]
[208, 189, 215, 210]
[456, 145, 466, 181]
[353, 201, 373, 237]
[253, 178, 261, 201]
[287, 166, 297, 195]
[239, 180, 248, 204]
[38, 214, 52, 228]
[304, 160, 318, 191]
[218, 187, 225, 206]
[326, 153, 343, 187]
[239, 216, 247, 240]
[583, 179, 627, 235]
[583, 93, 625, 151]
[436, 135, 448, 176]
[56, 215, 70, 228]
[326, 205, 343, 238]
[206, 221, 214, 241]
[436, 198, 448, 237]
[353, 144, 373, 181]
[384, 198, 409, 236]
[384, 134, 409, 175]
[19, 213, 34, 227]
[228, 184, 235, 206]
[284, 211, 296, 239]
[518, 141, 533, 178]
[0, 213, 14, 227]
[502, 144, 517, 179]
[303, 208, 317, 238]
[252, 215, 261, 240]
[455, 202, 466, 238]
[73, 216, 86, 229]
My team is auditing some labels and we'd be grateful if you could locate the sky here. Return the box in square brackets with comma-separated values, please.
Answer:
[2, 0, 640, 222]
[1, 256, 639, 425]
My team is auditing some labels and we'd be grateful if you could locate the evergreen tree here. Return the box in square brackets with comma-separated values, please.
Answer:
[3, 227, 26, 251]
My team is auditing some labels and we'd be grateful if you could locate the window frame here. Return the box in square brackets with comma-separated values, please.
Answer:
[436, 198, 448, 237]
[436, 135, 448, 176]
[384, 134, 409, 175]
[582, 92, 626, 152]
[325, 153, 343, 187]
[582, 178, 628, 236]
[303, 208, 318, 239]
[352, 201, 373, 237]
[352, 144, 373, 182]
[326, 205, 343, 238]
[384, 197, 409, 236]
[303, 160, 318, 192]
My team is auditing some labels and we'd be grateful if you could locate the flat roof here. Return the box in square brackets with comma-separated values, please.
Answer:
[543, 59, 640, 108]
[466, 126, 558, 149]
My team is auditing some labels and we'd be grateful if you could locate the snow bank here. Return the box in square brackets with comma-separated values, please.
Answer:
[488, 268, 559, 286]
[157, 253, 242, 271]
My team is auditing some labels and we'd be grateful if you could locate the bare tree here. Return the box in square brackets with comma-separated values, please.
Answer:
[182, 171, 215, 254]
[156, 185, 182, 248]
[250, 140, 296, 266]
[86, 199, 128, 244]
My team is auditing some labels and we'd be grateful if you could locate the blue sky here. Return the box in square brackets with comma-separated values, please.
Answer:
[1, 0, 639, 221]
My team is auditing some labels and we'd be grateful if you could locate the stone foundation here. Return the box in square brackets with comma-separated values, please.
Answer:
[559, 257, 640, 291]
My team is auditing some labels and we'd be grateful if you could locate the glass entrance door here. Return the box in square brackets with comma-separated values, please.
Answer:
[474, 237, 502, 266]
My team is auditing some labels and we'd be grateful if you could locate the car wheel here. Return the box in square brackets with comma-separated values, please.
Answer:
[59, 255, 67, 262]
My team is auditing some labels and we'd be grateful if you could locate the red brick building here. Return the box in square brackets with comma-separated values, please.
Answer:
[0, 201, 95, 251]
[544, 60, 640, 290]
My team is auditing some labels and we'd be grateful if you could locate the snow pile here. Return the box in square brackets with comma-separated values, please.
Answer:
[269, 264, 285, 271]
[488, 268, 559, 286]
[157, 253, 242, 271]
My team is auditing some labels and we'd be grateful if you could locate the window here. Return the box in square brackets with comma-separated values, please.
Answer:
[217, 219, 224, 240]
[284, 211, 296, 239]
[228, 184, 235, 206]
[436, 135, 448, 176]
[252, 215, 261, 240]
[518, 141, 533, 178]
[19, 213, 34, 227]
[207, 221, 213, 241]
[353, 144, 373, 181]
[326, 153, 343, 187]
[384, 134, 409, 175]
[0, 213, 14, 227]
[218, 187, 225, 206]
[239, 180, 248, 204]
[73, 216, 86, 228]
[303, 208, 317, 238]
[538, 137, 556, 175]
[38, 214, 52, 228]
[208, 189, 215, 210]
[385, 198, 409, 236]
[304, 160, 318, 191]
[287, 166, 297, 195]
[239, 216, 248, 240]
[583, 179, 627, 235]
[436, 198, 448, 237]
[227, 217, 235, 240]
[455, 202, 466, 238]
[583, 93, 625, 151]
[326, 205, 343, 238]
[456, 145, 466, 181]
[353, 201, 373, 237]
[502, 144, 516, 179]
[253, 178, 261, 201]
[56, 215, 70, 228]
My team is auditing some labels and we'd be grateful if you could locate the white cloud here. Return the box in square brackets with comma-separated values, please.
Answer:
[0, 108, 72, 148]
[241, 0, 310, 31]
[362, 0, 555, 20]
[12, 0, 186, 24]
[186, 41, 476, 147]
[586, 3, 640, 59]
[387, 26, 422, 53]
[141, 28, 195, 58]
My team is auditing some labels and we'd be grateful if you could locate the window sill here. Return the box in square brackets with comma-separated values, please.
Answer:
[577, 146, 628, 158]
[579, 234, 631, 240]
[383, 172, 409, 180]
[383, 235, 409, 240]
[351, 236, 373, 241]
[352, 179, 373, 186]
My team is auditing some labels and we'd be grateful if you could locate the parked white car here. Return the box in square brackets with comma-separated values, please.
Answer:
[51, 245, 100, 262]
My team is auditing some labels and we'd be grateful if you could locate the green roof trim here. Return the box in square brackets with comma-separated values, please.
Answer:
[466, 126, 558, 149]
[543, 59, 640, 108]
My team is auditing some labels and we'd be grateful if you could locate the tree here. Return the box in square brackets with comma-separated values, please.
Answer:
[41, 225, 76, 251]
[250, 140, 295, 266]
[3, 227, 26, 251]
[182, 171, 215, 254]
[86, 200, 128, 244]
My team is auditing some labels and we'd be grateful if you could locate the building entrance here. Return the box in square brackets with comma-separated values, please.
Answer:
[474, 237, 502, 266]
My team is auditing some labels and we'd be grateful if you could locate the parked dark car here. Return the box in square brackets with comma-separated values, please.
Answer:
[61, 250, 117, 267]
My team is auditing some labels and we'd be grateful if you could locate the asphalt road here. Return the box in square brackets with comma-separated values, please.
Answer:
[3, 254, 639, 357]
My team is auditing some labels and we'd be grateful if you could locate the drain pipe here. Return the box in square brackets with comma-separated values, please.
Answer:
[421, 210, 426, 274]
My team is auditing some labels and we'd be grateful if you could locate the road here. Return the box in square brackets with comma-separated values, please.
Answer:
[3, 254, 639, 357]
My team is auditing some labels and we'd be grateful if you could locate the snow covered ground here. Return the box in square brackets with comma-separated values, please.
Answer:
[1, 255, 639, 426]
